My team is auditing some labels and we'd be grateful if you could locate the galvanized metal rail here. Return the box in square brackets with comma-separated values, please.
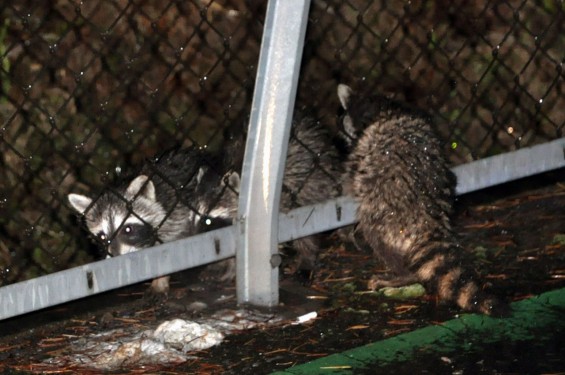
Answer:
[1, 138, 563, 320]
[453, 137, 565, 195]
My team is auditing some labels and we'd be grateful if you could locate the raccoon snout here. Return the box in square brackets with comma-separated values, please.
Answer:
[107, 242, 122, 257]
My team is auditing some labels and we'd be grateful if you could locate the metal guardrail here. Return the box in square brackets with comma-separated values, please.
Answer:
[2, 0, 565, 321]
[453, 137, 565, 195]
[2, 138, 564, 320]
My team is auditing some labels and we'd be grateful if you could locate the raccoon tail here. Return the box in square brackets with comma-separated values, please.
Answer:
[408, 241, 508, 316]
[359, 219, 507, 316]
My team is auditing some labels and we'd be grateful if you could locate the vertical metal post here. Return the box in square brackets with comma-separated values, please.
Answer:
[236, 0, 312, 306]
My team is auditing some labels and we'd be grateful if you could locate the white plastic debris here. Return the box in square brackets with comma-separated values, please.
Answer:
[92, 338, 188, 368]
[44, 319, 222, 370]
[45, 328, 190, 369]
[44, 309, 282, 371]
[293, 311, 317, 325]
[152, 318, 224, 352]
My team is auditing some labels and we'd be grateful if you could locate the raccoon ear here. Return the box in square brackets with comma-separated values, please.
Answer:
[196, 167, 206, 184]
[337, 84, 353, 110]
[342, 114, 356, 141]
[126, 175, 157, 202]
[68, 193, 93, 215]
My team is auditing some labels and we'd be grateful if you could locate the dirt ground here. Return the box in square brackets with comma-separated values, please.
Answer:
[1, 169, 564, 374]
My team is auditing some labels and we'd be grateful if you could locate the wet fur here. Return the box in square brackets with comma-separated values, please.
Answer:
[68, 147, 238, 293]
[69, 116, 342, 289]
[338, 83, 505, 315]
[280, 116, 344, 270]
[212, 115, 343, 273]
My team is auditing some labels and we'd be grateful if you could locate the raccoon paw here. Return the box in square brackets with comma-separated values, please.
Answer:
[142, 276, 170, 305]
[143, 287, 168, 306]
[150, 276, 170, 294]
[282, 256, 316, 283]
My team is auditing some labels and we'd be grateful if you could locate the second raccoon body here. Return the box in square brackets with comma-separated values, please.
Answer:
[338, 84, 503, 315]
[217, 114, 344, 271]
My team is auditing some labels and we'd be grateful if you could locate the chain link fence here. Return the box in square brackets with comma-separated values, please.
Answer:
[0, 0, 563, 285]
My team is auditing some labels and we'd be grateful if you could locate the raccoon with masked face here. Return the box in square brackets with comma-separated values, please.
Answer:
[68, 147, 239, 294]
[69, 115, 342, 294]
[337, 83, 505, 315]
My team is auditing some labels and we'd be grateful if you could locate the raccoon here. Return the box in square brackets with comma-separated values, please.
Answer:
[69, 115, 342, 292]
[68, 147, 239, 294]
[279, 115, 344, 270]
[337, 83, 504, 315]
[215, 114, 344, 272]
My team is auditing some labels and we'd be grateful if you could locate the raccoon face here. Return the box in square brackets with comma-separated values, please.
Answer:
[195, 170, 240, 227]
[68, 175, 167, 257]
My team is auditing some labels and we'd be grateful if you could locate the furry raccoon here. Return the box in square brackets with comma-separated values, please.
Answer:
[69, 115, 342, 292]
[68, 147, 239, 294]
[279, 115, 344, 270]
[337, 83, 504, 315]
[215, 114, 344, 272]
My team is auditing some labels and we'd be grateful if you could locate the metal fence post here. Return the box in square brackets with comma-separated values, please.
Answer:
[236, 0, 312, 307]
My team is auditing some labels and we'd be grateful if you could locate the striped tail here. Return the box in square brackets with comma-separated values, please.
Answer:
[407, 241, 507, 316]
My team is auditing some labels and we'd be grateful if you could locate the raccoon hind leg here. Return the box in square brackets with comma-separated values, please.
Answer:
[357, 226, 419, 289]
[287, 235, 322, 278]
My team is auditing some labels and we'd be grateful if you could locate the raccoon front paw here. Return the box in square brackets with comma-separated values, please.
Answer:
[142, 276, 170, 305]
[143, 286, 168, 306]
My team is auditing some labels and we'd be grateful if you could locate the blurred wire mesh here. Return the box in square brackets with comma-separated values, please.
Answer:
[0, 0, 563, 285]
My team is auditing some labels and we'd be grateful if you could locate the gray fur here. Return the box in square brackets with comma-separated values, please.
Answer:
[68, 147, 237, 292]
[205, 115, 343, 274]
[70, 148, 230, 254]
[338, 83, 504, 315]
[279, 116, 343, 270]
[69, 116, 342, 288]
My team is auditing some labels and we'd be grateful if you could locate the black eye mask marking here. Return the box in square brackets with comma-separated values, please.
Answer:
[117, 223, 155, 248]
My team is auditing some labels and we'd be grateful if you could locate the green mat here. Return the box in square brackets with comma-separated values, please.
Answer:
[272, 288, 565, 374]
